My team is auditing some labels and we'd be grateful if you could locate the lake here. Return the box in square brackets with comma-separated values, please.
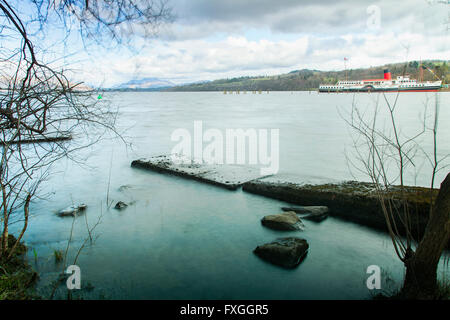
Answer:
[17, 91, 450, 299]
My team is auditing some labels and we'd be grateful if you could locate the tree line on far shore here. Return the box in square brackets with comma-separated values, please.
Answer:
[164, 60, 449, 92]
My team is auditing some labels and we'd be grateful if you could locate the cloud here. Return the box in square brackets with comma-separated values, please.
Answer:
[73, 30, 449, 87]
[65, 0, 450, 86]
[164, 0, 449, 38]
[91, 36, 309, 84]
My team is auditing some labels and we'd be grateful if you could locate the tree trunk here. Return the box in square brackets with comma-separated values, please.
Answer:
[1, 220, 8, 258]
[1, 182, 8, 259]
[7, 194, 31, 260]
[401, 172, 450, 299]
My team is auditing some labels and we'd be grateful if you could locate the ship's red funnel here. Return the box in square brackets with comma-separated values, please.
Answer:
[384, 69, 392, 80]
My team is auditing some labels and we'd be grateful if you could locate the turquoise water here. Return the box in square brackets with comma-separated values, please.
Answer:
[15, 91, 449, 299]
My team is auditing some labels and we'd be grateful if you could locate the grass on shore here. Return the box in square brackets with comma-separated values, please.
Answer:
[0, 235, 38, 300]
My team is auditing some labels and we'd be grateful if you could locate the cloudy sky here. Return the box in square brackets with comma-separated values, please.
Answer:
[59, 0, 450, 87]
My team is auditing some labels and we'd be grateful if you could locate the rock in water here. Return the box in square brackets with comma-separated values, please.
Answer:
[282, 206, 329, 215]
[303, 212, 328, 222]
[114, 201, 128, 210]
[118, 185, 133, 192]
[282, 206, 329, 222]
[254, 237, 309, 268]
[261, 211, 305, 231]
[58, 204, 87, 217]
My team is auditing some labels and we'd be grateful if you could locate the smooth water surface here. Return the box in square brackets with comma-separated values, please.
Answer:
[16, 91, 450, 299]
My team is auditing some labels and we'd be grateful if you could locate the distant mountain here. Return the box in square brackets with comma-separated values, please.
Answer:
[165, 60, 449, 92]
[115, 77, 175, 90]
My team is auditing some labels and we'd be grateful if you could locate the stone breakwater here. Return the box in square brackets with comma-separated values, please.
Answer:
[131, 156, 439, 240]
[242, 178, 437, 238]
[131, 155, 268, 190]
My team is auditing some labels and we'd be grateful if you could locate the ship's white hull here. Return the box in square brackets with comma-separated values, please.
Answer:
[319, 85, 441, 92]
[319, 72, 442, 93]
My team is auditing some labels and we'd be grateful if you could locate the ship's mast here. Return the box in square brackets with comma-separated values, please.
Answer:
[344, 57, 348, 81]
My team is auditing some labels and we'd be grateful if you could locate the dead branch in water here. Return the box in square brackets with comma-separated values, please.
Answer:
[2, 135, 72, 145]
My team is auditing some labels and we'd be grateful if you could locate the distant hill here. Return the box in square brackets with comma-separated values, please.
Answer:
[115, 77, 175, 90]
[165, 60, 449, 92]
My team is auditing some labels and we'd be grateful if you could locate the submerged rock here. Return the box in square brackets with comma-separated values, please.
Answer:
[114, 201, 128, 210]
[261, 211, 305, 231]
[303, 212, 329, 222]
[254, 237, 309, 268]
[282, 206, 329, 222]
[118, 185, 133, 192]
[58, 204, 87, 217]
[282, 206, 329, 215]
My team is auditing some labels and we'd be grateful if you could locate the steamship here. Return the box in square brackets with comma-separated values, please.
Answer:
[319, 69, 442, 93]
